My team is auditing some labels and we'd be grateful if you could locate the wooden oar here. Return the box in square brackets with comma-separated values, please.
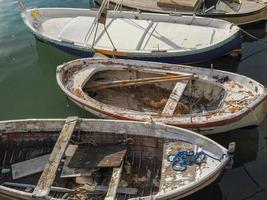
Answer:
[85, 74, 197, 91]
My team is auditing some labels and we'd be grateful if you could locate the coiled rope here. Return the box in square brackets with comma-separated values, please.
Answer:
[168, 149, 226, 171]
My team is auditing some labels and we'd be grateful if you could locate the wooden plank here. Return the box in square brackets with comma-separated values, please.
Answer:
[68, 145, 127, 168]
[3, 182, 73, 193]
[11, 154, 50, 180]
[162, 80, 188, 116]
[84, 74, 195, 91]
[104, 162, 124, 200]
[96, 185, 137, 195]
[157, 0, 199, 10]
[61, 145, 98, 178]
[32, 116, 78, 199]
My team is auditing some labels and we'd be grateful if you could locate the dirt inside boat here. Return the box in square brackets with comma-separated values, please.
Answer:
[84, 69, 226, 115]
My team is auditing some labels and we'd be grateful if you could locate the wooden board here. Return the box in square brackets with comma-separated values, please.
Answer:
[162, 80, 188, 116]
[32, 117, 78, 198]
[68, 145, 127, 168]
[12, 154, 50, 180]
[105, 163, 123, 200]
[61, 145, 96, 178]
[157, 0, 200, 10]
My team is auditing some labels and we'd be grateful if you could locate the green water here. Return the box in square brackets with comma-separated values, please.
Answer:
[0, 0, 267, 200]
[0, 0, 93, 120]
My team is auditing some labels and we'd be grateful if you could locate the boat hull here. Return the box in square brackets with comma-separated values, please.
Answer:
[0, 171, 223, 200]
[0, 118, 229, 200]
[95, 0, 267, 25]
[56, 57, 267, 135]
[66, 95, 267, 135]
[34, 32, 241, 64]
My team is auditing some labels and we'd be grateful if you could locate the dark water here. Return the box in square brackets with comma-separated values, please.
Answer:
[0, 0, 267, 200]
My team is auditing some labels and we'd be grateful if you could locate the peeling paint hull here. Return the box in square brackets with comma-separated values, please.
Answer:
[19, 6, 241, 64]
[56, 58, 267, 135]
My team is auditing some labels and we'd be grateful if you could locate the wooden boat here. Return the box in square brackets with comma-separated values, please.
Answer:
[18, 0, 241, 64]
[94, 0, 267, 25]
[56, 58, 267, 135]
[0, 117, 230, 200]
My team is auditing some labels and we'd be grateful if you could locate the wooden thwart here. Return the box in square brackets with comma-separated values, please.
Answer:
[32, 116, 78, 199]
[162, 80, 189, 116]
[85, 74, 195, 91]
[105, 162, 124, 200]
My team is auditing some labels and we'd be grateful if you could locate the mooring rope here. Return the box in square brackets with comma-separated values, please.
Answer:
[240, 28, 267, 43]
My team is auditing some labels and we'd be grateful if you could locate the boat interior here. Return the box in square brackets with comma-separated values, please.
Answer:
[0, 118, 207, 199]
[103, 0, 265, 14]
[30, 8, 235, 52]
[84, 68, 226, 116]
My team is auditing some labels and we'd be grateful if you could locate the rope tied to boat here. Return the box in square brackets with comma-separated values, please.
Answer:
[168, 149, 226, 171]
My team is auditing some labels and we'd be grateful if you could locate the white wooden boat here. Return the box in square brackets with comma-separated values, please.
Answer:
[18, 0, 241, 64]
[94, 0, 267, 25]
[56, 58, 267, 135]
[0, 117, 230, 200]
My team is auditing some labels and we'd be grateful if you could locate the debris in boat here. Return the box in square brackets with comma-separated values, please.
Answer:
[215, 75, 230, 83]
[143, 97, 168, 109]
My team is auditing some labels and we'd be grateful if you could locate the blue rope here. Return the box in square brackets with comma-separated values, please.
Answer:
[168, 149, 226, 171]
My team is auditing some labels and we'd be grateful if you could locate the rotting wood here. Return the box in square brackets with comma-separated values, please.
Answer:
[96, 185, 137, 195]
[84, 74, 195, 91]
[68, 145, 127, 168]
[162, 80, 189, 116]
[11, 154, 50, 180]
[3, 182, 73, 193]
[32, 116, 78, 199]
[104, 162, 124, 200]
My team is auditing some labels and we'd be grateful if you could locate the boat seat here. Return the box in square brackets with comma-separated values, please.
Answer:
[159, 140, 196, 194]
[161, 80, 189, 116]
[58, 16, 95, 44]
[72, 68, 97, 89]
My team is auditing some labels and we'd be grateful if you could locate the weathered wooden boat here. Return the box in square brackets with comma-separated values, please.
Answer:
[0, 117, 230, 200]
[94, 0, 267, 25]
[56, 58, 267, 135]
[18, 0, 241, 64]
